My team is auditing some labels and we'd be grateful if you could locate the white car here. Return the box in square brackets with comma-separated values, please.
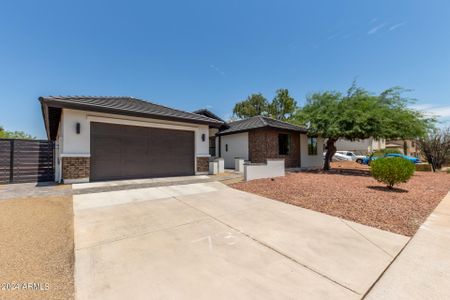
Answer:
[323, 151, 366, 163]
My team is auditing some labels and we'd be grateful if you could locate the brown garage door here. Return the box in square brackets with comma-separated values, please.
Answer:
[90, 122, 195, 181]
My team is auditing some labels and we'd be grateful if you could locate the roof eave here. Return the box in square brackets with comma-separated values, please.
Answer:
[41, 99, 224, 127]
[39, 98, 51, 140]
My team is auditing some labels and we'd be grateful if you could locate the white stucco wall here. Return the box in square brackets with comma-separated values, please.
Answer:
[300, 134, 324, 169]
[335, 138, 385, 154]
[244, 159, 285, 181]
[220, 132, 249, 169]
[60, 109, 210, 158]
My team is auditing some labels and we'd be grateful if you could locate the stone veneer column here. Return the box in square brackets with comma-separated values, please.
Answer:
[196, 156, 209, 173]
[62, 157, 90, 183]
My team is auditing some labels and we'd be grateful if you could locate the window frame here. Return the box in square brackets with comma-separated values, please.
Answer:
[307, 136, 318, 155]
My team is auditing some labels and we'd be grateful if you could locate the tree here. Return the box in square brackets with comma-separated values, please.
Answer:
[269, 89, 297, 120]
[232, 89, 297, 120]
[294, 83, 431, 170]
[0, 126, 35, 139]
[233, 93, 269, 119]
[416, 127, 450, 171]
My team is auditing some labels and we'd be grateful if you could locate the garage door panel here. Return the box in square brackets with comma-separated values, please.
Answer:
[90, 122, 195, 181]
[92, 137, 122, 158]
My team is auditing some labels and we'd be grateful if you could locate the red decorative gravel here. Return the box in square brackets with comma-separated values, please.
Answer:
[231, 162, 450, 236]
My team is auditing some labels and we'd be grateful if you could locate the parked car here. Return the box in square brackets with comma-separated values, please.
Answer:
[323, 151, 351, 161]
[384, 153, 421, 164]
[335, 151, 366, 163]
[362, 153, 421, 165]
[322, 151, 366, 162]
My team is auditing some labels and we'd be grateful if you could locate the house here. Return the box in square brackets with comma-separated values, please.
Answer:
[40, 96, 223, 183]
[40, 97, 324, 184]
[334, 138, 385, 155]
[385, 139, 420, 157]
[212, 115, 324, 169]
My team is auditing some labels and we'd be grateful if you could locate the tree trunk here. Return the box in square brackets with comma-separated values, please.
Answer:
[324, 138, 337, 171]
[430, 156, 437, 172]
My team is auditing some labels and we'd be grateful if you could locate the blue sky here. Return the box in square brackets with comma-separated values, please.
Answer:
[0, 0, 449, 138]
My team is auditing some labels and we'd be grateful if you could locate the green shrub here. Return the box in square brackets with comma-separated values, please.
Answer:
[384, 148, 403, 154]
[371, 157, 415, 188]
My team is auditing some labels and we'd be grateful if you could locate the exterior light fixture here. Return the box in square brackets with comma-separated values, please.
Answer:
[201, 133, 206, 142]
[76, 123, 81, 134]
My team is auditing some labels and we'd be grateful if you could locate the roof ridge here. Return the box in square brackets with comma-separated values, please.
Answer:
[227, 118, 251, 124]
[256, 115, 268, 126]
[260, 115, 299, 125]
[43, 95, 136, 99]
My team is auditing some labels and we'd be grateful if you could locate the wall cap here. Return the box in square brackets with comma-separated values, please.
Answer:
[61, 153, 91, 157]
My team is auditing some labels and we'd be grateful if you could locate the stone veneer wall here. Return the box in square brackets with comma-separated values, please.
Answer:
[248, 128, 300, 168]
[196, 156, 209, 172]
[62, 157, 90, 180]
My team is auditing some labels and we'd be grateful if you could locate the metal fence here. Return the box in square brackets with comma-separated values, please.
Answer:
[0, 139, 54, 184]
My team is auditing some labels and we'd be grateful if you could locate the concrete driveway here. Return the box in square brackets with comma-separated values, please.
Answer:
[73, 181, 408, 299]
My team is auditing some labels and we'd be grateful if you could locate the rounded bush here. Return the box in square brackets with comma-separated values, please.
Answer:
[371, 157, 415, 188]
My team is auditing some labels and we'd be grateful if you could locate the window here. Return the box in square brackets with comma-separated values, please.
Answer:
[308, 137, 318, 155]
[209, 137, 216, 157]
[278, 134, 291, 155]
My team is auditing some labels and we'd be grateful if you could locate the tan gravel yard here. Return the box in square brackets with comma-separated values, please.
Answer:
[231, 162, 450, 236]
[0, 192, 74, 300]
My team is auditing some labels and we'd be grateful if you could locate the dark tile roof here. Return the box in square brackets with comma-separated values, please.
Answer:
[40, 96, 224, 125]
[217, 116, 307, 135]
[193, 108, 226, 123]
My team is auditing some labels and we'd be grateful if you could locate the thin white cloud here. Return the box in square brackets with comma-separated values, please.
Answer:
[389, 22, 407, 31]
[411, 104, 450, 118]
[209, 64, 225, 77]
[368, 23, 387, 35]
[327, 32, 341, 40]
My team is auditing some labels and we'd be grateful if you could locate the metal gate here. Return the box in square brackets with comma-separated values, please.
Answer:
[0, 139, 55, 184]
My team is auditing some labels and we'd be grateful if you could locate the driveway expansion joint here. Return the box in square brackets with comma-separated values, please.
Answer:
[361, 234, 412, 299]
[173, 195, 361, 296]
[339, 219, 399, 258]
[75, 217, 210, 251]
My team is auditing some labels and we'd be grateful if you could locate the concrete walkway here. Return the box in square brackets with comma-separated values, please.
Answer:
[72, 173, 243, 194]
[73, 182, 408, 299]
[366, 191, 450, 299]
[0, 182, 72, 200]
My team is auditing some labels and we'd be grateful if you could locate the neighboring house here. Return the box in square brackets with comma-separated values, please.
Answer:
[385, 139, 420, 157]
[213, 115, 324, 169]
[334, 138, 386, 155]
[40, 97, 324, 184]
[40, 96, 223, 183]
